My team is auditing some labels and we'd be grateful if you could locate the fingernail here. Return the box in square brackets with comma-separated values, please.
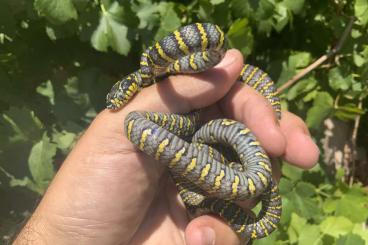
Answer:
[201, 227, 215, 245]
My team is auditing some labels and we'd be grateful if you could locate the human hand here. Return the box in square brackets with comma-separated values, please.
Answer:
[14, 50, 319, 245]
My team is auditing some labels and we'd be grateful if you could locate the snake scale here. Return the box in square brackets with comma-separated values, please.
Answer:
[106, 23, 282, 242]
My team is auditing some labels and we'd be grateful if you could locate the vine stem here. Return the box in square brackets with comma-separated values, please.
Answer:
[277, 16, 355, 94]
[349, 97, 363, 186]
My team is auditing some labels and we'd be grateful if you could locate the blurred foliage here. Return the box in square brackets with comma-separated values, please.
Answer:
[0, 0, 368, 244]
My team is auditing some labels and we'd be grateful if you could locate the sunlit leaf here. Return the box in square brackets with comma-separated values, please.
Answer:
[36, 80, 55, 105]
[354, 0, 368, 26]
[320, 217, 353, 238]
[306, 92, 333, 129]
[328, 67, 351, 91]
[28, 133, 56, 193]
[336, 233, 365, 245]
[283, 0, 305, 15]
[34, 0, 78, 24]
[91, 2, 131, 55]
[299, 224, 322, 245]
[227, 18, 253, 55]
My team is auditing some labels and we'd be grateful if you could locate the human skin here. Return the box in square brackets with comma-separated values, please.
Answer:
[14, 50, 319, 245]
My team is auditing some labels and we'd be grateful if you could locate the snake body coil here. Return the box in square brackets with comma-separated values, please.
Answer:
[106, 23, 282, 242]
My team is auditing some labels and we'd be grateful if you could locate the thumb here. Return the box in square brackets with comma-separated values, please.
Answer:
[186, 215, 248, 245]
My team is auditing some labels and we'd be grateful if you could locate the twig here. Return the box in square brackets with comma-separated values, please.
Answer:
[349, 97, 363, 186]
[277, 16, 355, 94]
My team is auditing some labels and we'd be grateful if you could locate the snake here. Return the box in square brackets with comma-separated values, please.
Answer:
[106, 23, 282, 243]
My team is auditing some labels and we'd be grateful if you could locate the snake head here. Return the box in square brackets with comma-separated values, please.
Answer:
[106, 76, 140, 110]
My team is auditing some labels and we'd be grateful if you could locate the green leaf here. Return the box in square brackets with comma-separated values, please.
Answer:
[227, 18, 253, 55]
[0, 167, 42, 195]
[295, 182, 315, 197]
[336, 233, 365, 245]
[154, 3, 181, 40]
[64, 77, 90, 107]
[335, 190, 368, 223]
[306, 92, 333, 129]
[352, 224, 368, 244]
[9, 176, 39, 193]
[28, 133, 56, 193]
[328, 67, 351, 91]
[278, 177, 293, 194]
[335, 103, 366, 121]
[354, 0, 368, 26]
[283, 0, 305, 15]
[34, 0, 78, 24]
[289, 52, 311, 69]
[210, 0, 225, 4]
[322, 198, 337, 214]
[1, 107, 44, 143]
[282, 163, 303, 182]
[273, 2, 288, 32]
[280, 196, 293, 225]
[91, 2, 131, 55]
[288, 213, 307, 243]
[287, 77, 317, 100]
[284, 191, 319, 220]
[320, 217, 353, 238]
[132, 0, 164, 29]
[36, 80, 55, 105]
[303, 89, 318, 102]
[299, 225, 322, 245]
[160, 5, 181, 32]
[353, 52, 366, 67]
[252, 230, 280, 245]
[278, 52, 312, 85]
[52, 130, 76, 153]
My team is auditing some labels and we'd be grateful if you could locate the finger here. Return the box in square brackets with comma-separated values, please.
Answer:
[102, 49, 244, 135]
[90, 49, 244, 152]
[129, 49, 244, 113]
[218, 83, 286, 157]
[279, 111, 319, 169]
[186, 216, 246, 245]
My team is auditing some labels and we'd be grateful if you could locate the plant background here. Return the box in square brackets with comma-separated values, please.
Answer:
[1, 0, 368, 244]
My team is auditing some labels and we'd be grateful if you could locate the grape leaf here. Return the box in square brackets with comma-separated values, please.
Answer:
[337, 233, 365, 245]
[287, 77, 317, 100]
[328, 67, 351, 91]
[299, 225, 322, 245]
[283, 0, 305, 15]
[306, 92, 333, 129]
[320, 217, 353, 238]
[352, 224, 368, 244]
[354, 0, 368, 26]
[335, 190, 368, 223]
[91, 2, 131, 55]
[1, 107, 44, 143]
[36, 80, 55, 105]
[132, 0, 164, 29]
[34, 0, 78, 24]
[210, 0, 225, 5]
[273, 2, 288, 32]
[227, 18, 254, 55]
[288, 213, 307, 243]
[28, 133, 57, 193]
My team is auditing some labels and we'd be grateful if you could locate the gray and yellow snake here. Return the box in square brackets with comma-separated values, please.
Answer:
[106, 23, 282, 243]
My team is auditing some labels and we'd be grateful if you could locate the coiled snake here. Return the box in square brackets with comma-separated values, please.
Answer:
[106, 23, 282, 243]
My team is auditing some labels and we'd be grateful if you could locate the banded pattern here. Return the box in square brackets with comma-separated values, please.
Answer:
[106, 23, 281, 114]
[124, 111, 282, 240]
[238, 64, 281, 119]
[106, 23, 282, 243]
